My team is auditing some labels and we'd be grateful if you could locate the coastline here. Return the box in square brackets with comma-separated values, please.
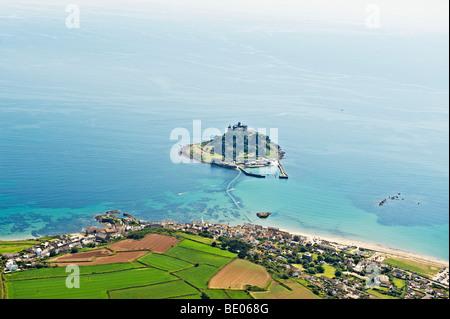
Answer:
[0, 233, 43, 242]
[280, 225, 449, 268]
[2, 222, 448, 268]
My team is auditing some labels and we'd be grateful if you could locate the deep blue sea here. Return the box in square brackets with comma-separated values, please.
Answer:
[0, 1, 448, 262]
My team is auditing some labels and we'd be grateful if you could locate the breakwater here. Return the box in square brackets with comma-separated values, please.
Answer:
[278, 162, 288, 179]
[238, 166, 266, 178]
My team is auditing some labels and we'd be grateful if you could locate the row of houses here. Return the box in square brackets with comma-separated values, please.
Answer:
[2, 212, 166, 273]
[165, 220, 314, 249]
[2, 234, 88, 273]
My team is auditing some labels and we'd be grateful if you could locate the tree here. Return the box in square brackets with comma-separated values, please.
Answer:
[335, 269, 342, 277]
[199, 230, 212, 238]
[201, 292, 210, 299]
[306, 267, 317, 275]
[211, 242, 217, 247]
[238, 251, 247, 259]
[315, 265, 325, 273]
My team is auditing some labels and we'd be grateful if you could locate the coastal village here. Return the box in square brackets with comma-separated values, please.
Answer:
[1, 210, 448, 299]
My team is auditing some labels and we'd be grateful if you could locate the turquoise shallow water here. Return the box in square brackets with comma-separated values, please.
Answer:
[0, 2, 448, 261]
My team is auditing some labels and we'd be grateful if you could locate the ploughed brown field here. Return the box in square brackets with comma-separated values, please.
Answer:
[208, 259, 271, 290]
[50, 251, 148, 266]
[48, 248, 112, 262]
[108, 234, 180, 253]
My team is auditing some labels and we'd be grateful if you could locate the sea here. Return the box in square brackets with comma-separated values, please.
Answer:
[0, 1, 448, 262]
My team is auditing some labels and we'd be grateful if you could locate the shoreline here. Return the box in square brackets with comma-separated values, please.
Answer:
[1, 224, 448, 268]
[279, 226, 449, 268]
[0, 234, 43, 242]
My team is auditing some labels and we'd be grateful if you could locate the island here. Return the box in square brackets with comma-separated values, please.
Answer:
[256, 212, 272, 218]
[181, 122, 288, 178]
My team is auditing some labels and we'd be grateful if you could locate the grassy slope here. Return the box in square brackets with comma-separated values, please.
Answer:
[5, 262, 144, 281]
[164, 246, 233, 268]
[251, 280, 321, 299]
[175, 265, 220, 289]
[138, 253, 193, 271]
[109, 280, 199, 299]
[383, 257, 442, 279]
[0, 240, 42, 254]
[6, 268, 176, 299]
[177, 239, 237, 258]
[177, 233, 216, 245]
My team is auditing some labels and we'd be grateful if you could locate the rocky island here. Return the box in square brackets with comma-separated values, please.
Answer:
[182, 122, 288, 178]
[256, 212, 272, 218]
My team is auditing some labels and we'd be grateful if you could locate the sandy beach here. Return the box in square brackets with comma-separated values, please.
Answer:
[281, 226, 449, 268]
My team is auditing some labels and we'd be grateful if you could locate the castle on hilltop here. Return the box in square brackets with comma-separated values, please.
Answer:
[227, 122, 248, 132]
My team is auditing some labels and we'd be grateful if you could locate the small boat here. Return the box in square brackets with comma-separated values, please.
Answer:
[177, 193, 184, 196]
[256, 212, 272, 218]
[236, 201, 241, 204]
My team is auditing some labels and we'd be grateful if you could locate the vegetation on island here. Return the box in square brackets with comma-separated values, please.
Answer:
[187, 123, 284, 164]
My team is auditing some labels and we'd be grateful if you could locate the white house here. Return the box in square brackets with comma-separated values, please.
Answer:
[353, 262, 364, 273]
[34, 247, 42, 257]
[5, 260, 18, 272]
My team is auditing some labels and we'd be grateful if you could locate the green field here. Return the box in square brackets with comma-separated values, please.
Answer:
[6, 267, 177, 299]
[3, 234, 242, 299]
[204, 289, 230, 299]
[383, 257, 442, 279]
[177, 239, 237, 258]
[367, 288, 399, 299]
[293, 263, 336, 278]
[175, 265, 220, 289]
[109, 280, 199, 299]
[0, 240, 42, 254]
[138, 253, 193, 271]
[251, 280, 321, 299]
[177, 233, 216, 245]
[5, 262, 144, 281]
[393, 278, 406, 290]
[225, 289, 253, 299]
[171, 293, 202, 299]
[164, 246, 233, 268]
